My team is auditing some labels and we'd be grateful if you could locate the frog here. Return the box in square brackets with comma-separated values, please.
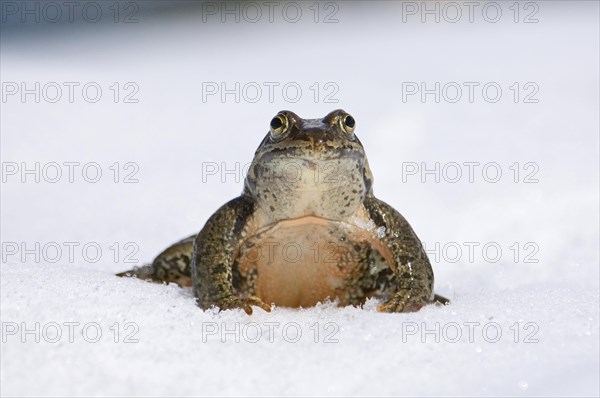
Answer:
[117, 110, 448, 314]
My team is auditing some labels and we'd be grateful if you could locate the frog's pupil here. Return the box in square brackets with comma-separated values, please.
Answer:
[345, 115, 355, 129]
[270, 117, 283, 130]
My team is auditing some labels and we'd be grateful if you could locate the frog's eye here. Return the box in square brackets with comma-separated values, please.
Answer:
[340, 113, 356, 135]
[269, 114, 288, 138]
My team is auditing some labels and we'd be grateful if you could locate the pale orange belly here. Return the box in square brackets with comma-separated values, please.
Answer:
[236, 216, 388, 307]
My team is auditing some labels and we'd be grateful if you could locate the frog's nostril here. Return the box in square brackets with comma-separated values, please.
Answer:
[304, 131, 325, 148]
[310, 138, 327, 153]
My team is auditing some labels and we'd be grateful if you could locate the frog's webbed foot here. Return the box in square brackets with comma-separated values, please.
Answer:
[216, 295, 272, 315]
[377, 290, 428, 313]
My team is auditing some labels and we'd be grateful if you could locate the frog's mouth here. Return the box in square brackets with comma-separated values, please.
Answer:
[255, 144, 366, 164]
[250, 156, 365, 189]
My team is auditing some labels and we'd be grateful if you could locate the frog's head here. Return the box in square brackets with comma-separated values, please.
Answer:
[244, 110, 374, 221]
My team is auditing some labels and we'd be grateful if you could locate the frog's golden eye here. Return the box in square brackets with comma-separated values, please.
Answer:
[340, 113, 356, 135]
[269, 114, 288, 138]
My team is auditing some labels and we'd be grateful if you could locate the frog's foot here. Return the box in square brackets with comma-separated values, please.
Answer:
[377, 290, 427, 313]
[216, 295, 272, 315]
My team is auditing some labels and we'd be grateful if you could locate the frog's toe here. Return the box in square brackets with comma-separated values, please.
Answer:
[433, 294, 450, 306]
[219, 295, 271, 315]
[246, 296, 272, 313]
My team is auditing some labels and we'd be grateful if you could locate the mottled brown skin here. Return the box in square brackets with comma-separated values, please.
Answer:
[118, 110, 447, 314]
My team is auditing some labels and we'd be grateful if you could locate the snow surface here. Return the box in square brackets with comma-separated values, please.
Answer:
[1, 2, 599, 397]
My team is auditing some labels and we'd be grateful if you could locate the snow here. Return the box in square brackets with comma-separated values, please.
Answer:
[1, 2, 599, 397]
[2, 263, 598, 397]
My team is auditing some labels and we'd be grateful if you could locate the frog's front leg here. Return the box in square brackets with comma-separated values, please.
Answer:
[363, 196, 437, 312]
[192, 195, 270, 315]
